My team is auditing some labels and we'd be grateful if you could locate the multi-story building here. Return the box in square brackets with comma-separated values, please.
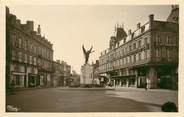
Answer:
[92, 60, 100, 86]
[98, 5, 179, 89]
[52, 60, 64, 87]
[52, 60, 71, 87]
[6, 7, 53, 90]
[70, 70, 80, 87]
[61, 61, 71, 86]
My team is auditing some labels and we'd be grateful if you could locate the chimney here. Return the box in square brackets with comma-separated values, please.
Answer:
[149, 14, 154, 22]
[6, 7, 10, 15]
[56, 60, 60, 63]
[37, 25, 41, 35]
[32, 31, 37, 35]
[96, 60, 99, 63]
[137, 23, 141, 29]
[26, 21, 34, 32]
[16, 19, 21, 25]
[128, 29, 131, 35]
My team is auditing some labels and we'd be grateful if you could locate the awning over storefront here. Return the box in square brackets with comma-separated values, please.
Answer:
[112, 75, 136, 79]
[11, 72, 25, 75]
[28, 73, 38, 77]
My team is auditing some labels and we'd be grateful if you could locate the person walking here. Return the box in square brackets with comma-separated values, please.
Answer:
[145, 81, 148, 90]
[10, 79, 15, 94]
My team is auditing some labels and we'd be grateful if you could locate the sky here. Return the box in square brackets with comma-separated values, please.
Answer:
[7, 5, 171, 73]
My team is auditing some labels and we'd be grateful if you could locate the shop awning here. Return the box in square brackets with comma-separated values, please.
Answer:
[11, 72, 25, 75]
[112, 75, 136, 79]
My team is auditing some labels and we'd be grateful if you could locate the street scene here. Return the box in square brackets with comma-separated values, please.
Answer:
[7, 88, 177, 112]
[5, 5, 179, 112]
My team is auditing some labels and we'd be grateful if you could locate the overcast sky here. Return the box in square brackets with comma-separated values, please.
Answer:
[8, 5, 171, 73]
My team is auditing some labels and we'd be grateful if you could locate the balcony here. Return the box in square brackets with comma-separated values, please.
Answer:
[152, 57, 178, 64]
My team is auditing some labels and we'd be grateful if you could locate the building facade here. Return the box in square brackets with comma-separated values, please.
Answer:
[52, 60, 71, 87]
[98, 6, 179, 89]
[92, 60, 100, 86]
[61, 61, 71, 86]
[6, 7, 54, 90]
[52, 60, 64, 87]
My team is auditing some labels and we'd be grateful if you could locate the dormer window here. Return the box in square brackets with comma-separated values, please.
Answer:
[18, 38, 22, 48]
[141, 26, 145, 33]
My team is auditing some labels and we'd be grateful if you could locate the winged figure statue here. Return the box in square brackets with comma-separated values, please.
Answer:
[82, 45, 95, 64]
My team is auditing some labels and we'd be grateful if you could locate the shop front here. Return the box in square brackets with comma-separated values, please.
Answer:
[11, 72, 25, 88]
[28, 73, 38, 87]
[156, 65, 177, 89]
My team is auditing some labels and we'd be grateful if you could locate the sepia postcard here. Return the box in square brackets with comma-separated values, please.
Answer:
[0, 0, 183, 117]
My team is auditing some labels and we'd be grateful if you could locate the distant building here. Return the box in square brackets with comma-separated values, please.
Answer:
[6, 7, 54, 90]
[70, 70, 80, 87]
[52, 60, 64, 87]
[52, 60, 71, 87]
[92, 60, 100, 86]
[60, 61, 71, 86]
[98, 5, 179, 89]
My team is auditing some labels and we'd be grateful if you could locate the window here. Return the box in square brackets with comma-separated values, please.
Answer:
[18, 52, 22, 62]
[156, 49, 159, 58]
[145, 50, 148, 59]
[144, 38, 148, 45]
[34, 57, 37, 65]
[25, 40, 27, 50]
[138, 40, 141, 47]
[156, 35, 160, 43]
[130, 56, 132, 63]
[125, 47, 128, 53]
[34, 47, 37, 55]
[18, 38, 22, 48]
[12, 50, 16, 60]
[166, 36, 170, 43]
[167, 49, 170, 60]
[30, 56, 32, 64]
[12, 34, 16, 47]
[134, 54, 136, 63]
[121, 58, 124, 65]
[125, 57, 128, 64]
[15, 75, 21, 85]
[24, 54, 27, 63]
[129, 45, 132, 51]
[138, 53, 141, 61]
[133, 43, 136, 49]
[122, 48, 124, 55]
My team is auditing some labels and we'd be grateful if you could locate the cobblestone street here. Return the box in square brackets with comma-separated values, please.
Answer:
[6, 88, 178, 112]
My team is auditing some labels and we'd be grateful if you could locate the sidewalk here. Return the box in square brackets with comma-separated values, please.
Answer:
[8, 86, 115, 93]
[113, 86, 178, 92]
[10, 86, 52, 92]
[57, 87, 115, 90]
[8, 86, 177, 93]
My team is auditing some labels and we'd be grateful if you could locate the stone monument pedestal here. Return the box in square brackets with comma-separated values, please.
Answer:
[80, 63, 93, 87]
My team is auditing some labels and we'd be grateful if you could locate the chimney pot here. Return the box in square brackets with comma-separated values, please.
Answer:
[37, 25, 41, 35]
[26, 21, 34, 32]
[149, 14, 154, 22]
[128, 29, 131, 35]
[137, 23, 141, 29]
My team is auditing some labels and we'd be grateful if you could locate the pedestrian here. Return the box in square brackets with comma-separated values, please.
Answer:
[10, 79, 15, 94]
[145, 82, 147, 90]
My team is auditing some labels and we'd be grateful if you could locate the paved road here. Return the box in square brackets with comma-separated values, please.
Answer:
[6, 87, 178, 112]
